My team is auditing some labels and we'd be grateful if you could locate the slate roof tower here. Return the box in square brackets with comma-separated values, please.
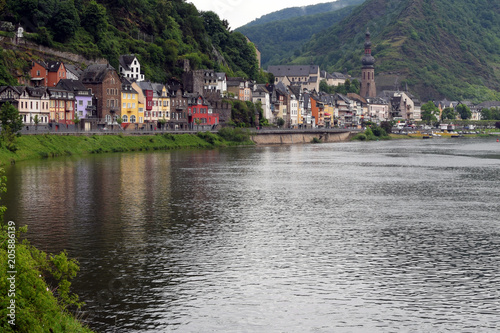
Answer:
[360, 28, 376, 98]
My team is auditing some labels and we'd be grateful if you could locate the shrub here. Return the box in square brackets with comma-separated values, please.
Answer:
[353, 133, 367, 141]
[372, 126, 387, 137]
[218, 127, 250, 143]
[311, 137, 321, 143]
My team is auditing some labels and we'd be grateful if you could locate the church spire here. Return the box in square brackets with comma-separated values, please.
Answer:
[360, 28, 376, 98]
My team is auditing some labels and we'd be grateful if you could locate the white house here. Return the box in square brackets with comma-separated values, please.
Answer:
[119, 55, 145, 82]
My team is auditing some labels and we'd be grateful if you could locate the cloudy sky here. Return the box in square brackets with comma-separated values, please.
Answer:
[188, 0, 334, 29]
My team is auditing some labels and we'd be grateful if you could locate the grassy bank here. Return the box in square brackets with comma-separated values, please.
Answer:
[0, 130, 254, 165]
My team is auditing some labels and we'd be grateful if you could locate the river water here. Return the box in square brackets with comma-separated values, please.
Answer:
[3, 138, 500, 332]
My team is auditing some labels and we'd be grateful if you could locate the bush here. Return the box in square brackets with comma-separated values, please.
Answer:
[495, 121, 500, 129]
[218, 127, 250, 143]
[353, 133, 367, 141]
[372, 126, 388, 137]
[380, 121, 393, 134]
[311, 137, 321, 143]
[197, 131, 222, 145]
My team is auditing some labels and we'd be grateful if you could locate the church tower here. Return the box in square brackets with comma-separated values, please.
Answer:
[360, 28, 376, 98]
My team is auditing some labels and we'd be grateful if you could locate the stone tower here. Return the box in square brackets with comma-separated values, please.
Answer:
[360, 28, 376, 98]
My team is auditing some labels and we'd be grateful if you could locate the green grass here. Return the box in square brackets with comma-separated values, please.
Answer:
[0, 133, 253, 165]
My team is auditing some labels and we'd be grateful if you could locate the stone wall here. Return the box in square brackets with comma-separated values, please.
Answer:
[250, 131, 352, 145]
[0, 38, 107, 66]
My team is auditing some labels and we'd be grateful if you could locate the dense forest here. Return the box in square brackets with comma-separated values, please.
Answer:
[292, 0, 500, 102]
[237, 5, 360, 68]
[0, 0, 264, 84]
[241, 0, 365, 28]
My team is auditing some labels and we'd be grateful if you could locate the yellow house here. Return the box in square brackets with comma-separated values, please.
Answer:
[121, 78, 141, 126]
[157, 84, 170, 123]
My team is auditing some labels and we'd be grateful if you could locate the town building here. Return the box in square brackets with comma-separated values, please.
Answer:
[56, 79, 94, 119]
[137, 81, 154, 125]
[187, 95, 219, 130]
[81, 64, 122, 124]
[121, 77, 141, 126]
[48, 87, 75, 125]
[13, 86, 50, 125]
[168, 83, 189, 130]
[268, 65, 321, 92]
[252, 84, 271, 121]
[30, 61, 68, 87]
[119, 55, 145, 82]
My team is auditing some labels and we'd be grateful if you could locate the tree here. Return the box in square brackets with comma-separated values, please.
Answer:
[481, 108, 492, 120]
[0, 102, 23, 151]
[0, 102, 23, 133]
[33, 114, 40, 130]
[51, 0, 80, 42]
[73, 113, 80, 131]
[81, 0, 107, 42]
[380, 121, 393, 134]
[441, 107, 457, 121]
[276, 117, 285, 127]
[456, 104, 472, 120]
[421, 101, 439, 124]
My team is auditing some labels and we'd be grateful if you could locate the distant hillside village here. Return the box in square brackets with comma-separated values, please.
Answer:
[1, 28, 498, 131]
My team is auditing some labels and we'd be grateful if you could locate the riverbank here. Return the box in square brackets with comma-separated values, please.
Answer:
[0, 131, 254, 165]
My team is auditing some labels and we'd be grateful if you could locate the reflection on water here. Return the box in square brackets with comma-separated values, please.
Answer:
[3, 138, 500, 332]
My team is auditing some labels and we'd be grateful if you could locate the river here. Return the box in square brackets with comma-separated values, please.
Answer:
[3, 138, 500, 332]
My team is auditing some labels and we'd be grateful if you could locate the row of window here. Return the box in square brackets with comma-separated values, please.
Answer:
[107, 99, 119, 107]
[107, 88, 119, 95]
[105, 114, 143, 124]
[144, 111, 169, 118]
[123, 103, 136, 109]
[122, 93, 137, 100]
[23, 115, 49, 123]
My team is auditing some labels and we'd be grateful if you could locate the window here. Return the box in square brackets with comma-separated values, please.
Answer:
[122, 115, 128, 122]
[127, 103, 131, 108]
[123, 102, 126, 108]
[139, 116, 143, 123]
[133, 95, 136, 100]
[79, 100, 83, 106]
[139, 108, 144, 113]
[36, 70, 40, 76]
[130, 115, 136, 123]
[132, 103, 135, 108]
[88, 100, 92, 106]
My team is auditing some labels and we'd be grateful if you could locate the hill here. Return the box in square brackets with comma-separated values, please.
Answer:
[292, 0, 500, 102]
[237, 3, 363, 68]
[241, 0, 365, 28]
[0, 0, 264, 85]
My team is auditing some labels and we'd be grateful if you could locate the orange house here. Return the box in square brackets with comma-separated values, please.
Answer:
[310, 95, 325, 127]
[30, 61, 48, 86]
[30, 61, 67, 87]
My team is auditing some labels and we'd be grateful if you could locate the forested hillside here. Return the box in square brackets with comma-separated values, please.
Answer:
[0, 0, 263, 83]
[293, 0, 500, 102]
[237, 5, 360, 68]
[241, 0, 365, 28]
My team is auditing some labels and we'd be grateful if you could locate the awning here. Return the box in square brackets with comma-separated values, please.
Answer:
[324, 113, 331, 116]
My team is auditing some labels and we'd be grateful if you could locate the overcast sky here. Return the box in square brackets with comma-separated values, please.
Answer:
[188, 0, 334, 29]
